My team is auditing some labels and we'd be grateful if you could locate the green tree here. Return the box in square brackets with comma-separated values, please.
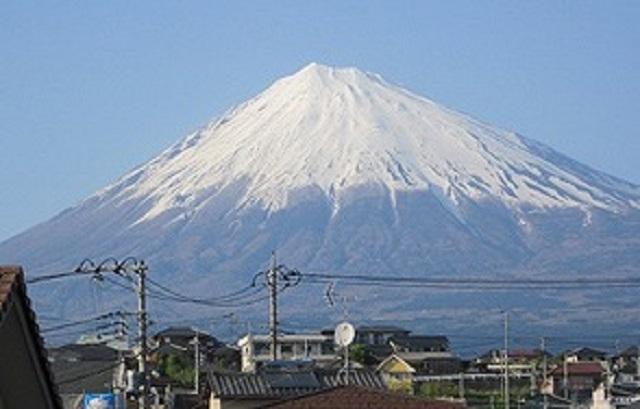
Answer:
[160, 353, 195, 386]
[417, 382, 458, 398]
[349, 344, 367, 365]
[388, 378, 414, 395]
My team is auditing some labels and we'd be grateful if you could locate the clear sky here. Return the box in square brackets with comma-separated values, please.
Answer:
[1, 1, 639, 242]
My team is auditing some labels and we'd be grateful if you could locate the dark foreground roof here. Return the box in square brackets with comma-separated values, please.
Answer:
[0, 266, 62, 408]
[51, 360, 117, 394]
[49, 343, 119, 362]
[263, 385, 465, 409]
[208, 368, 385, 399]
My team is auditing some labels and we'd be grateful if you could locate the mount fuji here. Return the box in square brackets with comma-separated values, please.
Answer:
[3, 63, 640, 332]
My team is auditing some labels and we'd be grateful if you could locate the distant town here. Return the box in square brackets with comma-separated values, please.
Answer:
[3, 263, 640, 409]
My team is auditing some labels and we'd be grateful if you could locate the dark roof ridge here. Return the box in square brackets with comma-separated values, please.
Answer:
[0, 266, 63, 408]
[261, 384, 464, 408]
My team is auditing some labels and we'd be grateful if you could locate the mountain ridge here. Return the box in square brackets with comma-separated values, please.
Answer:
[76, 63, 639, 233]
[1, 63, 640, 330]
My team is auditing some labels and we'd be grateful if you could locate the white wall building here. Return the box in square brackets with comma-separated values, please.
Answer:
[237, 333, 337, 372]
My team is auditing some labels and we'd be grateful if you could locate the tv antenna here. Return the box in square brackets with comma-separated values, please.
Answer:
[324, 282, 356, 319]
[334, 321, 355, 385]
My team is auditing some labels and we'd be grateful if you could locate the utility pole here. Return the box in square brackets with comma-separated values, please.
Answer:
[268, 251, 278, 361]
[136, 261, 149, 409]
[114, 313, 127, 409]
[563, 353, 569, 400]
[194, 329, 200, 395]
[504, 311, 510, 409]
[636, 343, 640, 382]
[541, 337, 548, 409]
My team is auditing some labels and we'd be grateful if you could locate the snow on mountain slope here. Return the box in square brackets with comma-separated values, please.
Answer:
[3, 63, 640, 333]
[92, 63, 640, 230]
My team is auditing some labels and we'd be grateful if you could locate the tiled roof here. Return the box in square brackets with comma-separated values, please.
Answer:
[617, 346, 639, 358]
[390, 335, 449, 351]
[550, 362, 604, 376]
[263, 385, 465, 409]
[49, 343, 119, 362]
[207, 368, 386, 399]
[51, 360, 117, 394]
[316, 369, 386, 390]
[0, 266, 63, 408]
[567, 347, 607, 358]
[357, 325, 410, 333]
[0, 266, 21, 316]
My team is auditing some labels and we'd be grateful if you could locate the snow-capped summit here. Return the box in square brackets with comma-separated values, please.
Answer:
[2, 64, 640, 323]
[96, 63, 638, 227]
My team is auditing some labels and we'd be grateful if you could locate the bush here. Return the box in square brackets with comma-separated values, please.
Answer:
[388, 378, 414, 395]
[160, 353, 194, 386]
[417, 382, 458, 398]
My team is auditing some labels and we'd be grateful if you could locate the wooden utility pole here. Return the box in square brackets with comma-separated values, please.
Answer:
[115, 313, 127, 409]
[194, 329, 200, 395]
[541, 337, 548, 409]
[563, 353, 569, 400]
[504, 311, 510, 409]
[136, 262, 150, 409]
[268, 251, 278, 361]
[636, 343, 640, 381]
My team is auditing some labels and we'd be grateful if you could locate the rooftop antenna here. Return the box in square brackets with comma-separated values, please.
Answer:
[324, 281, 355, 320]
[334, 321, 355, 385]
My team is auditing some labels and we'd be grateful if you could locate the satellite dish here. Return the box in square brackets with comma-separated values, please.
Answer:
[334, 321, 355, 347]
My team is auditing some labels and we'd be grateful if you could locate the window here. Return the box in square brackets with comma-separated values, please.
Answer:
[321, 342, 335, 355]
[255, 342, 270, 356]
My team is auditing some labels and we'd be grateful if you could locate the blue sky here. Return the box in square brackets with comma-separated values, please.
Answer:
[1, 1, 639, 241]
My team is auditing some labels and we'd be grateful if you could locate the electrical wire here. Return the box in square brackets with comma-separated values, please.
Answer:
[299, 272, 640, 291]
[26, 270, 97, 284]
[303, 272, 640, 285]
[41, 311, 131, 333]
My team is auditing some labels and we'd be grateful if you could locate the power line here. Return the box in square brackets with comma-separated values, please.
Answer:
[41, 311, 132, 333]
[26, 270, 97, 284]
[299, 272, 640, 290]
[145, 276, 266, 307]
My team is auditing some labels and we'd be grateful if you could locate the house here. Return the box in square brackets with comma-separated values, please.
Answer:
[390, 335, 459, 373]
[262, 384, 465, 409]
[321, 325, 410, 347]
[237, 333, 336, 372]
[206, 365, 386, 409]
[355, 325, 411, 346]
[377, 354, 417, 382]
[474, 348, 545, 374]
[48, 343, 123, 409]
[210, 345, 242, 372]
[389, 335, 450, 353]
[549, 361, 605, 399]
[613, 346, 640, 373]
[377, 334, 460, 381]
[0, 265, 63, 409]
[377, 352, 462, 384]
[153, 326, 222, 352]
[612, 361, 638, 386]
[609, 382, 640, 407]
[321, 326, 449, 365]
[565, 347, 608, 363]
